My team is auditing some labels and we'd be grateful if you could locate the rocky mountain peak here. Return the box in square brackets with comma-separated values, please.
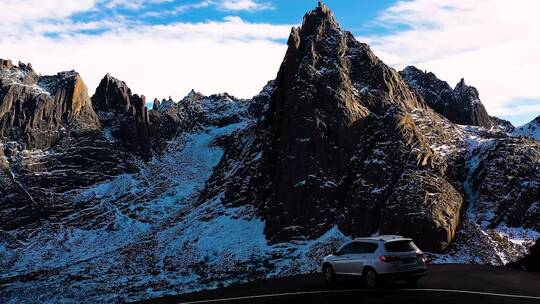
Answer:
[456, 77, 466, 89]
[454, 77, 478, 99]
[91, 73, 151, 157]
[0, 58, 14, 70]
[152, 97, 160, 110]
[490, 115, 515, 133]
[210, 3, 456, 249]
[92, 73, 144, 115]
[401, 66, 491, 128]
[0, 59, 34, 74]
[0, 63, 100, 148]
[183, 89, 205, 102]
[272, 4, 421, 130]
[513, 114, 540, 140]
[300, 1, 339, 36]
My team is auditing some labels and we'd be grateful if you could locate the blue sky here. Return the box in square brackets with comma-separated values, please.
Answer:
[1, 0, 539, 126]
[66, 1, 398, 39]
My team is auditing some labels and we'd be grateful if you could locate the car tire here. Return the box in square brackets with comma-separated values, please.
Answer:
[363, 268, 378, 288]
[405, 277, 420, 286]
[322, 264, 335, 284]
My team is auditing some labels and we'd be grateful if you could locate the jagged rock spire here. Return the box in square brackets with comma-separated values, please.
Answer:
[152, 98, 160, 111]
[300, 0, 339, 35]
[401, 66, 492, 128]
[91, 73, 151, 157]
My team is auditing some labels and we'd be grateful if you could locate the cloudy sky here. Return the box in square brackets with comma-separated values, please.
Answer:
[1, 0, 539, 125]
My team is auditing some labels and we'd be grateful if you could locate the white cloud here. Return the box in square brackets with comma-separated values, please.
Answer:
[106, 0, 178, 10]
[218, 0, 273, 11]
[0, 16, 292, 100]
[107, 0, 272, 12]
[0, 0, 98, 24]
[363, 0, 540, 120]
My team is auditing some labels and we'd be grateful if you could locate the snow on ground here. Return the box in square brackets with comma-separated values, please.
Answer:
[433, 128, 538, 265]
[1, 98, 537, 302]
[0, 118, 349, 303]
[0, 67, 50, 96]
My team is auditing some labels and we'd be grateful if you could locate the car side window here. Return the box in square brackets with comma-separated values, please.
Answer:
[351, 242, 366, 254]
[364, 242, 378, 253]
[350, 242, 378, 254]
[338, 243, 355, 255]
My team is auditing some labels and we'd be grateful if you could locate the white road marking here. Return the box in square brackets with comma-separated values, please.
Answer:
[177, 288, 540, 303]
[403, 289, 540, 300]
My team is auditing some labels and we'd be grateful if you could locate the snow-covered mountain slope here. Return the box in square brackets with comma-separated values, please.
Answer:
[434, 126, 540, 264]
[0, 118, 348, 303]
[513, 116, 540, 140]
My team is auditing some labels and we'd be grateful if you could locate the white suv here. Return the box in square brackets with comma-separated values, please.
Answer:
[321, 235, 427, 288]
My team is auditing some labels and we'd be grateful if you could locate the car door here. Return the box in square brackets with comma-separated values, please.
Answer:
[346, 242, 368, 275]
[332, 242, 355, 274]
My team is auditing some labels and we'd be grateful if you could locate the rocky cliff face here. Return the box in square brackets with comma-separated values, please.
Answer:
[204, 2, 465, 252]
[0, 64, 136, 233]
[91, 74, 151, 157]
[401, 66, 492, 128]
[0, 60, 100, 149]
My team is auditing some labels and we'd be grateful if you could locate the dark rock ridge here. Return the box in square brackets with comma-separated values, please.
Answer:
[204, 2, 465, 252]
[91, 74, 151, 157]
[401, 66, 492, 128]
[490, 115, 515, 132]
[149, 88, 262, 142]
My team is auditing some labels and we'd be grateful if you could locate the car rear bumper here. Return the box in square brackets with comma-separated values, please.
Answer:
[378, 268, 427, 281]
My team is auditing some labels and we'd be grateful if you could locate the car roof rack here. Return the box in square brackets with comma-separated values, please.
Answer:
[354, 235, 409, 242]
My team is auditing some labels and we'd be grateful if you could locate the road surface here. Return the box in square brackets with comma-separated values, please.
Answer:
[134, 264, 540, 304]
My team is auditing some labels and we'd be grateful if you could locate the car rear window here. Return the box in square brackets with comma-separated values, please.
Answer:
[384, 240, 418, 252]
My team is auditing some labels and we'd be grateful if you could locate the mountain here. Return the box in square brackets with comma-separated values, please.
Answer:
[400, 66, 492, 128]
[0, 59, 100, 149]
[490, 115, 515, 133]
[0, 61, 133, 234]
[205, 2, 465, 252]
[513, 115, 540, 140]
[92, 73, 152, 157]
[1, 3, 539, 303]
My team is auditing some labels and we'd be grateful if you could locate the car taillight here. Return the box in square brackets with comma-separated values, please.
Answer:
[379, 255, 398, 262]
[417, 252, 427, 263]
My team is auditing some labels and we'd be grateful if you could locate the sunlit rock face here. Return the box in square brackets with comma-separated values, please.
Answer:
[0, 61, 100, 149]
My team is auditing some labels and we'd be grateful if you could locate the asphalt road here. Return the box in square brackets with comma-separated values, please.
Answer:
[134, 264, 540, 304]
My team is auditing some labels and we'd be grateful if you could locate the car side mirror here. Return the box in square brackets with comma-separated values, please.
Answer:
[332, 249, 340, 256]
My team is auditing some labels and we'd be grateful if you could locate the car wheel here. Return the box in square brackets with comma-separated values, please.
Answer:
[405, 277, 420, 286]
[323, 264, 335, 284]
[363, 268, 377, 288]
